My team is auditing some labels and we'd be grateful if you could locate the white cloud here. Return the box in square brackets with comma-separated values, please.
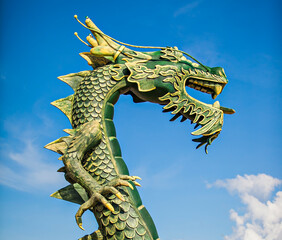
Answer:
[0, 115, 65, 192]
[208, 174, 282, 240]
[174, 1, 202, 17]
[209, 174, 282, 201]
[0, 138, 64, 192]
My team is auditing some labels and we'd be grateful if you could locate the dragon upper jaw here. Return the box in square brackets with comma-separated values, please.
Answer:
[185, 67, 227, 99]
[187, 78, 225, 100]
[184, 68, 235, 114]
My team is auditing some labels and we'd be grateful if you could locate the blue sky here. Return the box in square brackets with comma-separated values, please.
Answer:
[0, 0, 281, 240]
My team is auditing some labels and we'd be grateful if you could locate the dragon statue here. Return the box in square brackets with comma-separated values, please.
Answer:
[45, 16, 235, 240]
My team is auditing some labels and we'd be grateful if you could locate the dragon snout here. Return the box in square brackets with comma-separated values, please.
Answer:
[210, 67, 227, 79]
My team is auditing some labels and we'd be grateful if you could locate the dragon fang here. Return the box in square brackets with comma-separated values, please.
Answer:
[45, 16, 235, 240]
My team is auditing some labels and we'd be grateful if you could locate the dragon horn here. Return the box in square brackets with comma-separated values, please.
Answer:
[85, 17, 120, 50]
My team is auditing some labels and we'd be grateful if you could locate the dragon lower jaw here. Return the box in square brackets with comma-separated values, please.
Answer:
[160, 92, 229, 152]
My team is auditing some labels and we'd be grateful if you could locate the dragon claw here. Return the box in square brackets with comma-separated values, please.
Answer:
[115, 192, 125, 201]
[78, 223, 85, 231]
[119, 180, 134, 190]
[133, 176, 142, 180]
[105, 203, 114, 212]
[133, 181, 141, 187]
[126, 181, 134, 190]
[75, 212, 85, 231]
[74, 174, 142, 230]
[75, 187, 118, 230]
[109, 175, 142, 190]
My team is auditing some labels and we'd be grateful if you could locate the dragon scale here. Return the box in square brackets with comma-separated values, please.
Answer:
[74, 66, 158, 239]
[46, 16, 234, 240]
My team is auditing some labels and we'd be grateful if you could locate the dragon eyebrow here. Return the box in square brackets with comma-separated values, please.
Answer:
[74, 15, 209, 72]
[176, 50, 209, 71]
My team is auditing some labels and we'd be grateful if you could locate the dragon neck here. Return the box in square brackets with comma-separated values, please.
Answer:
[100, 79, 130, 176]
[70, 66, 131, 182]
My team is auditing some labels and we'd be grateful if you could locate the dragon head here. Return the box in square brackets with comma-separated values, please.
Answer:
[116, 47, 235, 153]
[74, 16, 235, 153]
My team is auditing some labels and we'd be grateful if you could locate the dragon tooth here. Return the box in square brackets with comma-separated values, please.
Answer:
[211, 84, 222, 99]
[196, 80, 202, 86]
[200, 87, 207, 93]
[212, 93, 218, 99]
[214, 85, 222, 95]
[206, 89, 212, 94]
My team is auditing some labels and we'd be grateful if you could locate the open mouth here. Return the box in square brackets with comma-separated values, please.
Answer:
[159, 65, 235, 152]
[185, 68, 235, 114]
[187, 78, 224, 99]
